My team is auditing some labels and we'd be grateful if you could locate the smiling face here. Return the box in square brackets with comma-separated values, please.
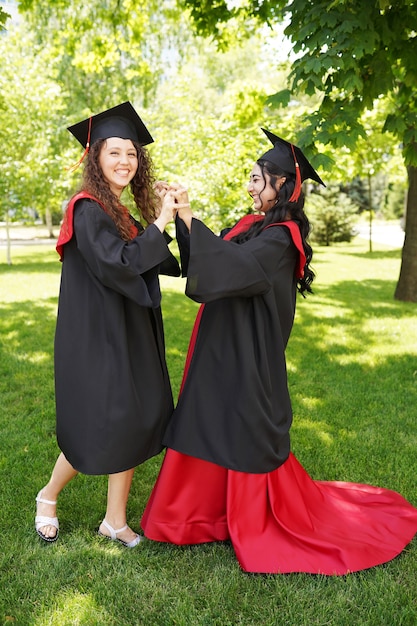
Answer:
[247, 162, 285, 213]
[99, 137, 138, 197]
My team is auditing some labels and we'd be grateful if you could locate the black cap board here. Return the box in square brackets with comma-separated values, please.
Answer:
[260, 128, 325, 187]
[67, 101, 154, 148]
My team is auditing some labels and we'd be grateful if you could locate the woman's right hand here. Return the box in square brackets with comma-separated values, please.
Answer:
[153, 190, 177, 233]
[172, 187, 194, 231]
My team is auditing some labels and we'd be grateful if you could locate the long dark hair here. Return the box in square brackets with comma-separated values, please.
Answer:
[230, 158, 315, 296]
[80, 138, 158, 240]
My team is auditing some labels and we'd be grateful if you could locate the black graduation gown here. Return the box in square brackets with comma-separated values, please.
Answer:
[54, 198, 179, 475]
[163, 217, 298, 473]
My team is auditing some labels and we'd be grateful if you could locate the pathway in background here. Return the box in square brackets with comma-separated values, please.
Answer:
[355, 221, 405, 248]
[0, 224, 57, 248]
[0, 221, 406, 249]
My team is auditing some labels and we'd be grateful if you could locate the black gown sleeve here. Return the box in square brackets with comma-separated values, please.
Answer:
[159, 230, 181, 277]
[133, 217, 180, 277]
[73, 200, 175, 307]
[185, 218, 296, 303]
[175, 215, 191, 277]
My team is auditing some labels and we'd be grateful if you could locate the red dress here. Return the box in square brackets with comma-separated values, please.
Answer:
[142, 449, 417, 575]
[142, 216, 417, 574]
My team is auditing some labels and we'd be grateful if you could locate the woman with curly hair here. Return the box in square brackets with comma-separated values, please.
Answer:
[142, 130, 417, 574]
[35, 102, 182, 547]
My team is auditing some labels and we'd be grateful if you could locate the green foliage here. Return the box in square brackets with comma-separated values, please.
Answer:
[2, 3, 297, 234]
[0, 5, 9, 30]
[307, 185, 358, 246]
[0, 27, 73, 230]
[17, 0, 198, 119]
[177, 0, 285, 43]
[178, 0, 417, 168]
[0, 241, 417, 624]
[148, 43, 283, 230]
[382, 181, 407, 220]
[340, 170, 406, 221]
[2, 0, 411, 295]
[281, 0, 417, 168]
[2, 0, 404, 233]
[341, 177, 370, 214]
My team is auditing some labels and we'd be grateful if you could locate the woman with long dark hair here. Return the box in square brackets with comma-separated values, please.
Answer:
[141, 130, 417, 574]
[35, 102, 181, 547]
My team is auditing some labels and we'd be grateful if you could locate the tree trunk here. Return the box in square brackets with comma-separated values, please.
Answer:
[394, 165, 417, 302]
[45, 207, 55, 238]
[368, 173, 373, 253]
[5, 209, 12, 266]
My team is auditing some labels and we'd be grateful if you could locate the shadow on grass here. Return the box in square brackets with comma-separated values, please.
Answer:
[286, 276, 416, 492]
[311, 278, 415, 316]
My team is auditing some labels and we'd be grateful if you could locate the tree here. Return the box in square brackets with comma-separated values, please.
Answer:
[18, 0, 194, 111]
[177, 0, 417, 301]
[149, 35, 296, 231]
[1, 0, 193, 251]
[308, 186, 358, 247]
[11, 1, 303, 232]
[0, 25, 73, 254]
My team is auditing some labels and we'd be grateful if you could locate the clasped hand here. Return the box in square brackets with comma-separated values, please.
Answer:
[154, 181, 193, 230]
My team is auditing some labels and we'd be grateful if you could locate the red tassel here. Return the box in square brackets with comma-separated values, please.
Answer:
[288, 144, 302, 202]
[66, 116, 92, 172]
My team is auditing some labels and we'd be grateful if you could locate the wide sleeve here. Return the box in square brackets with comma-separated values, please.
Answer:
[185, 218, 295, 303]
[133, 217, 180, 278]
[175, 215, 191, 277]
[159, 230, 181, 277]
[73, 200, 173, 306]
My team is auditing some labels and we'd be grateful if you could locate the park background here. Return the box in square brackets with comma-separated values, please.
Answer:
[1, 1, 417, 624]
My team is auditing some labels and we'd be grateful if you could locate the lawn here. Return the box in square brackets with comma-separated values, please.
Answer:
[0, 237, 416, 626]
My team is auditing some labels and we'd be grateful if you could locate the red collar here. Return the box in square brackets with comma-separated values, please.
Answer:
[224, 214, 306, 278]
[56, 192, 138, 261]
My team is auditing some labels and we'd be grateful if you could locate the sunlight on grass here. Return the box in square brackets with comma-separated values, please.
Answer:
[160, 275, 187, 291]
[0, 245, 60, 302]
[19, 351, 50, 364]
[35, 591, 110, 626]
[298, 397, 324, 411]
[294, 418, 334, 445]
[1, 280, 60, 303]
[166, 346, 184, 357]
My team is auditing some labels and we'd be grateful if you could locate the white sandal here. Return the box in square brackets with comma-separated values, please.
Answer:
[35, 490, 59, 542]
[98, 519, 142, 548]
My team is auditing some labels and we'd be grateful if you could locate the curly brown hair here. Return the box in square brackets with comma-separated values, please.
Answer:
[80, 138, 158, 240]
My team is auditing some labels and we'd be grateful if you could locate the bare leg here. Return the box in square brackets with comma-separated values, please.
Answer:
[36, 452, 78, 539]
[98, 468, 139, 544]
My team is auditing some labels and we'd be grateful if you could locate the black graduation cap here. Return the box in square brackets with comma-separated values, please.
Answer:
[67, 101, 154, 149]
[260, 128, 325, 188]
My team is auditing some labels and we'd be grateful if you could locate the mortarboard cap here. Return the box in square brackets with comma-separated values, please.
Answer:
[66, 102, 153, 172]
[68, 101, 154, 149]
[260, 128, 325, 189]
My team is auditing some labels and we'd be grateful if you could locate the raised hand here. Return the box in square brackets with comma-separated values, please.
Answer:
[153, 190, 178, 233]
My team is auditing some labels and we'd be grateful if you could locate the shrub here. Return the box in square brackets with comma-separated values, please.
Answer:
[306, 185, 358, 246]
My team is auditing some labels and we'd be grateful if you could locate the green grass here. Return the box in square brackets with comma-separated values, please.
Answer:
[0, 239, 416, 626]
